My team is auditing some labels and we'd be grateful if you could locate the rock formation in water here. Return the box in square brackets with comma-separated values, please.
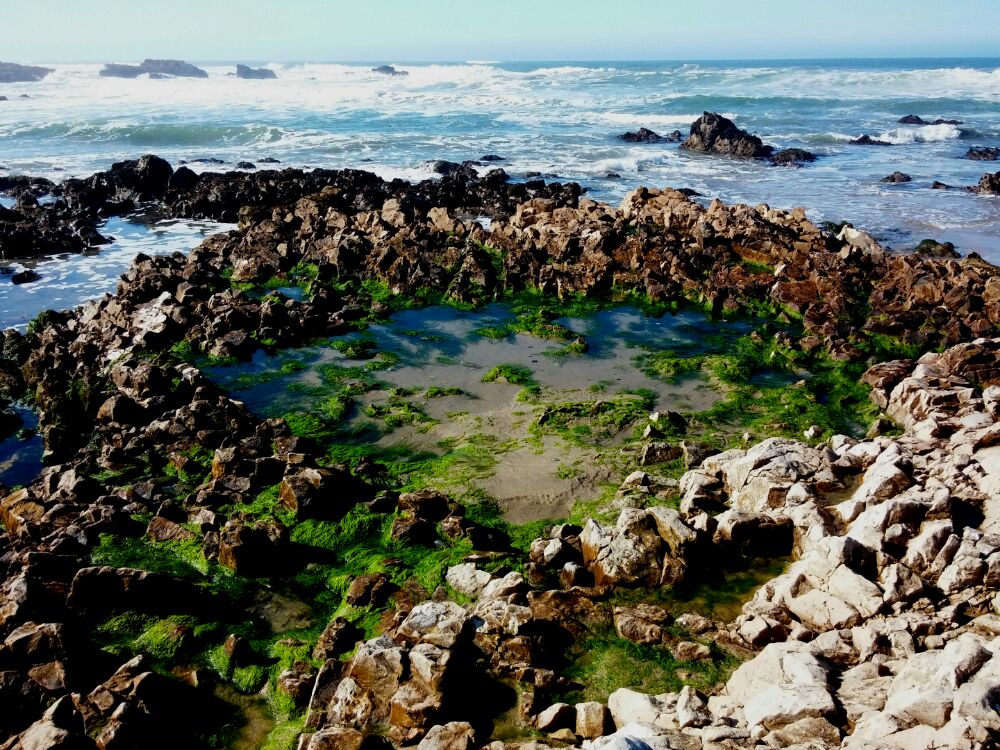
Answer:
[898, 114, 962, 125]
[881, 171, 912, 183]
[681, 112, 774, 159]
[975, 172, 1000, 195]
[99, 59, 209, 79]
[234, 64, 276, 80]
[372, 65, 409, 76]
[619, 128, 682, 143]
[850, 134, 892, 146]
[0, 62, 53, 83]
[967, 147, 1000, 162]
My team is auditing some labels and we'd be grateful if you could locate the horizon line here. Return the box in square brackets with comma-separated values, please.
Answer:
[10, 54, 1000, 66]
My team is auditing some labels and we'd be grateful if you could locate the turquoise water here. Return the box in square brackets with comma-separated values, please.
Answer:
[1, 58, 999, 258]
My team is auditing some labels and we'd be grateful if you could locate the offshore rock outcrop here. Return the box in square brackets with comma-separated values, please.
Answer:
[99, 60, 209, 79]
[975, 171, 1000, 195]
[234, 64, 276, 80]
[965, 148, 999, 162]
[681, 112, 774, 160]
[619, 128, 682, 143]
[0, 62, 53, 83]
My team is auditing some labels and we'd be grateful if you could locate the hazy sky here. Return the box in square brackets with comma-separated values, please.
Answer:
[7, 0, 1000, 62]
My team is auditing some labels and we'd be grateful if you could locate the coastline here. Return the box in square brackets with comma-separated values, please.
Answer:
[0, 156, 999, 748]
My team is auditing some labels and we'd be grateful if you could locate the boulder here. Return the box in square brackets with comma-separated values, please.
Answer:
[536, 702, 575, 732]
[881, 172, 912, 183]
[975, 171, 1000, 195]
[575, 701, 612, 739]
[619, 128, 681, 143]
[681, 112, 773, 159]
[580, 509, 664, 587]
[725, 641, 836, 730]
[235, 64, 276, 80]
[771, 148, 817, 166]
[851, 134, 892, 146]
[965, 147, 999, 161]
[417, 722, 475, 750]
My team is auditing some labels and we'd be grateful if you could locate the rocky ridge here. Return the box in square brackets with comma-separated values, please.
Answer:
[0, 160, 999, 748]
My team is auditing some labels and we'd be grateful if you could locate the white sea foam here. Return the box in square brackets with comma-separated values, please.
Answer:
[876, 123, 963, 144]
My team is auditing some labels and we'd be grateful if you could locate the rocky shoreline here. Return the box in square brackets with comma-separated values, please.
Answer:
[0, 158, 999, 749]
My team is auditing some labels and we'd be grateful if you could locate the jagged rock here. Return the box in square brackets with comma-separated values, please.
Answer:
[851, 134, 892, 146]
[614, 604, 670, 645]
[575, 701, 612, 739]
[307, 727, 367, 750]
[312, 617, 359, 660]
[395, 601, 469, 648]
[445, 563, 493, 598]
[681, 112, 773, 159]
[725, 641, 836, 730]
[966, 147, 999, 161]
[619, 128, 681, 143]
[580, 509, 664, 587]
[671, 641, 712, 662]
[771, 148, 817, 166]
[417, 722, 475, 750]
[675, 685, 710, 728]
[235, 64, 276, 80]
[975, 171, 1000, 195]
[536, 703, 575, 732]
[881, 172, 912, 184]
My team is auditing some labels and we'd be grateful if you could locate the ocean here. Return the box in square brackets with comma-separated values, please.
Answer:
[1, 58, 1000, 327]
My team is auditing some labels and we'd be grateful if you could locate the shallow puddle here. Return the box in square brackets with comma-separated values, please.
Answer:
[212, 683, 275, 750]
[207, 304, 755, 520]
[210, 304, 750, 418]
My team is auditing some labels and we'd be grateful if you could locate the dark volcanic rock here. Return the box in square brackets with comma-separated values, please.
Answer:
[931, 181, 952, 190]
[913, 239, 959, 259]
[770, 148, 817, 166]
[898, 115, 962, 125]
[966, 147, 1000, 162]
[235, 161, 256, 170]
[975, 171, 1000, 195]
[100, 63, 143, 78]
[620, 128, 681, 143]
[0, 62, 53, 83]
[235, 64, 276, 80]
[881, 171, 912, 184]
[850, 134, 892, 146]
[372, 65, 408, 76]
[100, 59, 208, 79]
[681, 112, 773, 159]
[11, 269, 40, 284]
[480, 154, 505, 162]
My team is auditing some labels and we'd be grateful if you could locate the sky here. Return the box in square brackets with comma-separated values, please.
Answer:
[5, 0, 1000, 63]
